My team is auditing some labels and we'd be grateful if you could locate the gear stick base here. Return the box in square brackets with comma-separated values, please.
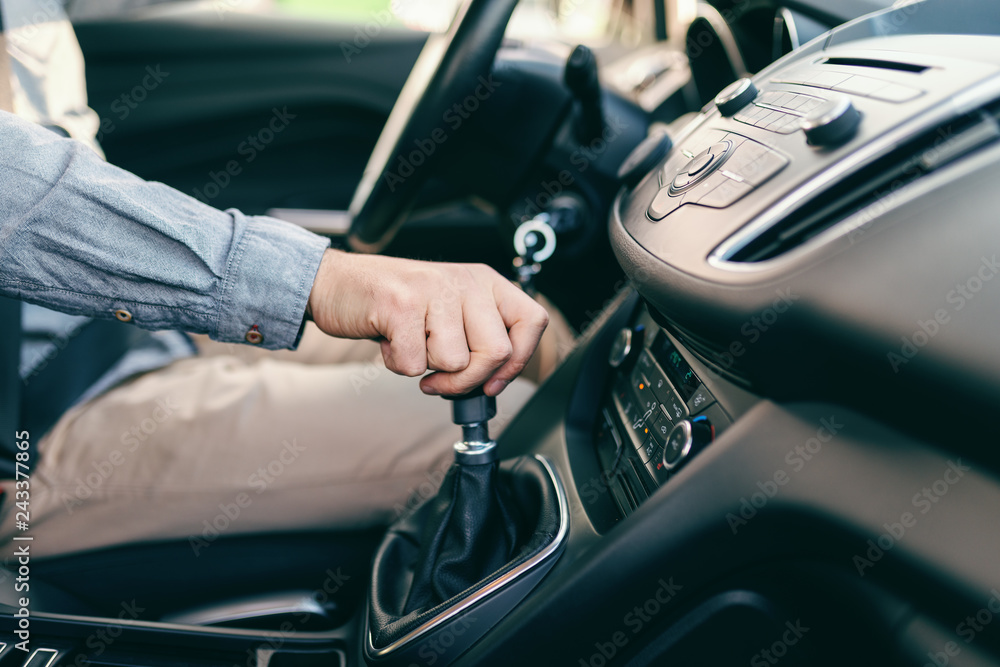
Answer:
[364, 391, 568, 666]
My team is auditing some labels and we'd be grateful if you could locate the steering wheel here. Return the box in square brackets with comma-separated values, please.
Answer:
[346, 0, 520, 253]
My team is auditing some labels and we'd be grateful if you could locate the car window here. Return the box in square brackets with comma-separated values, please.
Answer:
[68, 0, 654, 48]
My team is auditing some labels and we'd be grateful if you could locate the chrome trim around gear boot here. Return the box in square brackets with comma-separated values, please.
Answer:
[365, 454, 570, 662]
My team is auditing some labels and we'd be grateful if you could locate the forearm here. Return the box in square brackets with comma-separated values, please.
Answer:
[0, 112, 329, 349]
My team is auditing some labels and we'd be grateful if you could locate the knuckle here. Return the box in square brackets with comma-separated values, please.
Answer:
[535, 305, 550, 328]
[389, 287, 421, 317]
[486, 341, 513, 364]
[435, 353, 468, 373]
[390, 352, 425, 377]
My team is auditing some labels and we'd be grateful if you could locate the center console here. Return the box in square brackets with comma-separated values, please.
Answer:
[594, 314, 731, 517]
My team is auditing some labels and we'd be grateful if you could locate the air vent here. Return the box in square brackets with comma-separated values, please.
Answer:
[820, 57, 929, 73]
[727, 105, 1000, 263]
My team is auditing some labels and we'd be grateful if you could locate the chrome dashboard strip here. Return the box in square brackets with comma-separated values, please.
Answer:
[706, 68, 1000, 273]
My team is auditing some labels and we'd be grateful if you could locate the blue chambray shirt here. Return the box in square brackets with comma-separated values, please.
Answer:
[1, 0, 330, 412]
[0, 110, 330, 396]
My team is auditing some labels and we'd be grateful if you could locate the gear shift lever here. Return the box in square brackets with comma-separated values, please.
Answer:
[366, 388, 566, 665]
[447, 388, 498, 465]
[400, 389, 517, 612]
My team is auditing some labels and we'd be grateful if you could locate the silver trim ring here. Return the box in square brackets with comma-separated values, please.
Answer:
[366, 454, 570, 658]
[662, 420, 694, 470]
[514, 215, 557, 263]
[715, 77, 753, 107]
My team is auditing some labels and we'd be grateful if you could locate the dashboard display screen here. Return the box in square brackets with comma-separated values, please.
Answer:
[651, 331, 701, 400]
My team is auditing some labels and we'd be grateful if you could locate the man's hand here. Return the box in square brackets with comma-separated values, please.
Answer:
[307, 249, 549, 397]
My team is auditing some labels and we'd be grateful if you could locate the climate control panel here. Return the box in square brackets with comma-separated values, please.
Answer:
[594, 318, 731, 518]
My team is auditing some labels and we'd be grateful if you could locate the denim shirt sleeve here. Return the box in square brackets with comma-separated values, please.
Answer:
[0, 111, 331, 350]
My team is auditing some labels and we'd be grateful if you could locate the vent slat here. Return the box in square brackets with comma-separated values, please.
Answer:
[729, 107, 1000, 263]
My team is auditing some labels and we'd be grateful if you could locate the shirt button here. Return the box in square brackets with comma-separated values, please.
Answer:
[245, 329, 264, 345]
[114, 309, 133, 323]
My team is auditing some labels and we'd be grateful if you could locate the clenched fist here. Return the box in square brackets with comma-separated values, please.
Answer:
[307, 249, 549, 397]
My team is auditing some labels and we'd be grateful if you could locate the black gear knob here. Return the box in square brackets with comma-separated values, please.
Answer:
[444, 388, 497, 465]
[446, 387, 497, 426]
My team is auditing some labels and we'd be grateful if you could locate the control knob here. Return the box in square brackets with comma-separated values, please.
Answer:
[800, 94, 861, 146]
[661, 418, 714, 469]
[608, 326, 643, 369]
[715, 78, 758, 117]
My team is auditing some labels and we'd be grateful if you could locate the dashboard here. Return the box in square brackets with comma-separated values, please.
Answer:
[608, 2, 1000, 457]
[7, 3, 1000, 667]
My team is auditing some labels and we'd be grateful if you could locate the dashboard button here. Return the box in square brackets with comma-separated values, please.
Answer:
[808, 71, 852, 89]
[734, 105, 767, 126]
[639, 436, 660, 464]
[670, 172, 696, 190]
[760, 110, 791, 130]
[636, 349, 658, 376]
[832, 74, 888, 96]
[743, 150, 788, 187]
[781, 93, 812, 111]
[796, 96, 825, 114]
[723, 141, 787, 187]
[685, 151, 714, 176]
[756, 110, 787, 128]
[680, 172, 727, 205]
[630, 366, 659, 414]
[766, 114, 800, 134]
[647, 188, 679, 221]
[698, 178, 754, 208]
[647, 369, 671, 402]
[769, 91, 797, 108]
[650, 409, 672, 442]
[669, 140, 732, 194]
[648, 374, 674, 409]
[687, 385, 716, 413]
[662, 391, 688, 422]
[650, 377, 688, 422]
